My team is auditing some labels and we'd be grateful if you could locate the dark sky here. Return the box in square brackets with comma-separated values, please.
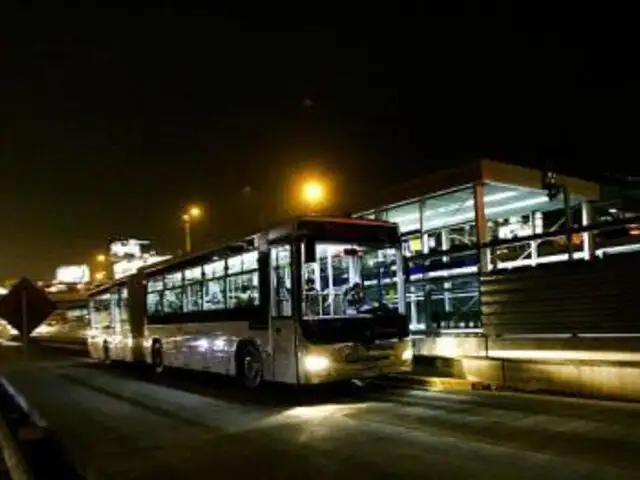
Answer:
[0, 4, 636, 279]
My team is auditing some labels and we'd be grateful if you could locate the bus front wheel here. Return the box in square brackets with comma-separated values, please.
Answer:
[102, 341, 112, 365]
[151, 340, 164, 374]
[236, 343, 263, 389]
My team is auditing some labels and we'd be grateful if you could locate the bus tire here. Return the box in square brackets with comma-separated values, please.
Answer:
[236, 342, 263, 389]
[151, 340, 164, 374]
[102, 341, 112, 365]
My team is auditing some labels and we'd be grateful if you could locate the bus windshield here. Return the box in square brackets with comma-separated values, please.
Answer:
[302, 242, 402, 319]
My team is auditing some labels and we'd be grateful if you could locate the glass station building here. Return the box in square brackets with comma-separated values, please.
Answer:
[355, 159, 601, 335]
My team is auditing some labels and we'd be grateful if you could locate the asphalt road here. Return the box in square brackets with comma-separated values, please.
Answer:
[2, 345, 640, 479]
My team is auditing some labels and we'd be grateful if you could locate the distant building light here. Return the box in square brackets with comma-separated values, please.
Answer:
[55, 265, 91, 284]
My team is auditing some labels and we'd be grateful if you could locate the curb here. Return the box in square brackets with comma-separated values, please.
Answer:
[380, 374, 640, 403]
[381, 374, 485, 391]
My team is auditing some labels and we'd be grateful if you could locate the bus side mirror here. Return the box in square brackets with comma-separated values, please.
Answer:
[303, 239, 316, 264]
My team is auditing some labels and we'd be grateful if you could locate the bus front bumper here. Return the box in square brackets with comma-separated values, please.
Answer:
[301, 358, 413, 385]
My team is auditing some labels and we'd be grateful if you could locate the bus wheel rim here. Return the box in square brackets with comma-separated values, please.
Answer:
[153, 346, 162, 368]
[244, 351, 261, 384]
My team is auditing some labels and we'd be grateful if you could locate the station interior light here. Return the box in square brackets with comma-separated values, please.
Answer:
[376, 185, 574, 233]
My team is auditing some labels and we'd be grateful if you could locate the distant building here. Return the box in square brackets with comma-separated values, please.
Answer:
[112, 254, 172, 279]
[106, 238, 171, 280]
[55, 265, 91, 284]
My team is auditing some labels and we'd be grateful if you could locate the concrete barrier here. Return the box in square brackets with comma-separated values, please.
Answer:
[0, 377, 82, 479]
[453, 356, 640, 402]
[413, 334, 640, 363]
[413, 336, 488, 358]
[0, 379, 36, 480]
[0, 417, 31, 480]
[412, 334, 640, 401]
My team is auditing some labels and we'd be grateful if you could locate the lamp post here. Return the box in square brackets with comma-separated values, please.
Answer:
[182, 205, 202, 253]
[92, 253, 109, 284]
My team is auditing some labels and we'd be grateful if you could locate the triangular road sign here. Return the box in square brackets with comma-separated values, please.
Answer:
[0, 278, 57, 336]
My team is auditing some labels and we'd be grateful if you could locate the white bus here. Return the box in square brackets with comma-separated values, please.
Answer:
[87, 216, 413, 388]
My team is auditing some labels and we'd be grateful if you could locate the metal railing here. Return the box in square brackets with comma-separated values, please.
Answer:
[406, 215, 640, 274]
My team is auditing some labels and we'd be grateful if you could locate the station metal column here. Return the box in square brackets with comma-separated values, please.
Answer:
[441, 230, 452, 313]
[473, 183, 489, 273]
[581, 201, 595, 260]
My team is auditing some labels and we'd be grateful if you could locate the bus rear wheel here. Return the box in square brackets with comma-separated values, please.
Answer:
[237, 343, 263, 389]
[151, 341, 164, 374]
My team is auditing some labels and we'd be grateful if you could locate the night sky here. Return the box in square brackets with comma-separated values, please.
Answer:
[1, 4, 635, 279]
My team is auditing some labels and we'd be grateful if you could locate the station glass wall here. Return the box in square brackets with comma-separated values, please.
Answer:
[362, 186, 481, 333]
[358, 182, 588, 334]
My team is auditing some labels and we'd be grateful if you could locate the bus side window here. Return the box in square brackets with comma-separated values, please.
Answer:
[271, 245, 292, 317]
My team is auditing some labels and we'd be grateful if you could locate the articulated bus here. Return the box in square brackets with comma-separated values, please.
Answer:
[87, 216, 413, 388]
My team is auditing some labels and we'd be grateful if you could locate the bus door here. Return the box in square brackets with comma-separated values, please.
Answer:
[267, 244, 297, 383]
[127, 274, 146, 362]
[108, 288, 123, 359]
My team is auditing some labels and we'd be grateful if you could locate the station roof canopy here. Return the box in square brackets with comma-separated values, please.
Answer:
[358, 158, 600, 213]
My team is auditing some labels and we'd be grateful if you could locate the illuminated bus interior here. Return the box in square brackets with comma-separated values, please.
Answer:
[302, 243, 401, 318]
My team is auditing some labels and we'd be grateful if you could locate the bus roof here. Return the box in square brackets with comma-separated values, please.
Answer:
[87, 277, 129, 297]
[297, 215, 395, 227]
[88, 215, 399, 294]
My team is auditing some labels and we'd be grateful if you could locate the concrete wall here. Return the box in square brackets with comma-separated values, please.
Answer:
[455, 356, 640, 402]
[413, 336, 488, 358]
[413, 335, 640, 362]
[414, 334, 640, 401]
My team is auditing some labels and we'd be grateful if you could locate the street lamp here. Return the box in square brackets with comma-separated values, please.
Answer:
[301, 179, 325, 213]
[91, 253, 110, 285]
[182, 205, 202, 254]
[187, 206, 202, 219]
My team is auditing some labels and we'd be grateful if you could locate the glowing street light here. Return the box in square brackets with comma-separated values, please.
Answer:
[96, 254, 107, 263]
[187, 206, 202, 219]
[301, 179, 325, 212]
[182, 205, 202, 254]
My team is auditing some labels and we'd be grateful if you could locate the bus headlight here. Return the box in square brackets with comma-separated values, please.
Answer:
[304, 354, 331, 373]
[401, 348, 413, 362]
